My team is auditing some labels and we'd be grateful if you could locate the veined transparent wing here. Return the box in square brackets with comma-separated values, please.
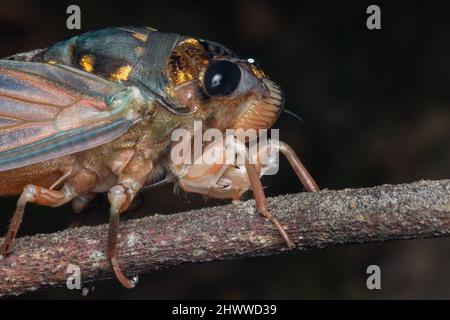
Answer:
[0, 60, 138, 171]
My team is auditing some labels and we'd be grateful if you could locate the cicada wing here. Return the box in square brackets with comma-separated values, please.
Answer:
[0, 60, 136, 172]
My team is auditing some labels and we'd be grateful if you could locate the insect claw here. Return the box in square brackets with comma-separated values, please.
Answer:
[271, 215, 296, 249]
[111, 256, 135, 289]
[0, 242, 12, 257]
[1, 229, 18, 256]
[131, 275, 139, 285]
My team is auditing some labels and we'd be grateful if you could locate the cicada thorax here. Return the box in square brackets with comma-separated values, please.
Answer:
[24, 27, 223, 116]
[32, 27, 155, 82]
[8, 26, 271, 129]
[6, 26, 271, 122]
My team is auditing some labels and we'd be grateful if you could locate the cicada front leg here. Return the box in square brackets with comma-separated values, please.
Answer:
[244, 162, 295, 249]
[172, 138, 296, 248]
[1, 168, 100, 256]
[172, 138, 319, 250]
[244, 140, 320, 248]
[276, 141, 319, 192]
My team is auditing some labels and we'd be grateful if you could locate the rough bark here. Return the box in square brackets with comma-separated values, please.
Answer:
[1, 179, 450, 297]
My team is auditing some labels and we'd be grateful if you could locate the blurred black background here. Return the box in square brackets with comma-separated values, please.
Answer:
[1, 0, 450, 299]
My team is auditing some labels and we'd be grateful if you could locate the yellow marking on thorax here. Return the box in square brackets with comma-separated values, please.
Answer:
[79, 55, 94, 72]
[179, 38, 201, 46]
[132, 32, 148, 42]
[110, 65, 132, 81]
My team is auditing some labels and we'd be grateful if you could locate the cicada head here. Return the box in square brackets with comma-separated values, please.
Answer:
[166, 38, 284, 131]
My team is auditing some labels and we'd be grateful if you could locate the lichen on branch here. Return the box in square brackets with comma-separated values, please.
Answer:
[1, 179, 449, 297]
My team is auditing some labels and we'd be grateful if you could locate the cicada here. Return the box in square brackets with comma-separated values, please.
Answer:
[0, 27, 319, 288]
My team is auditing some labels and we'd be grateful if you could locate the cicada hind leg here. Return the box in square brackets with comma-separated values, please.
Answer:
[1, 168, 99, 256]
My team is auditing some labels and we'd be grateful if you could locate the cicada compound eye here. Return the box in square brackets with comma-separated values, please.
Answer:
[203, 60, 241, 97]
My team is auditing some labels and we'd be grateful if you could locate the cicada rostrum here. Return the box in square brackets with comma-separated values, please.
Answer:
[0, 27, 319, 288]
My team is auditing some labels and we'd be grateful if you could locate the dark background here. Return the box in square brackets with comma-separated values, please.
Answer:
[1, 0, 450, 299]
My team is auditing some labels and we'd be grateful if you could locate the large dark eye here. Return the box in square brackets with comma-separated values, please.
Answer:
[203, 60, 241, 96]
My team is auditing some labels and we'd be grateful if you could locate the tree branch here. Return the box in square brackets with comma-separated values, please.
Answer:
[1, 179, 450, 297]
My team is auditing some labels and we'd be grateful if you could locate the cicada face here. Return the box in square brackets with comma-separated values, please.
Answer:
[166, 38, 284, 132]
